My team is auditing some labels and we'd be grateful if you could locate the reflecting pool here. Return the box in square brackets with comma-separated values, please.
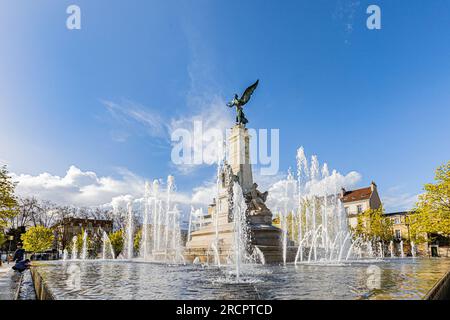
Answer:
[30, 258, 450, 300]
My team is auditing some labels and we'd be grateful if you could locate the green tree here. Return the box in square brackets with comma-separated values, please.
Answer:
[0, 232, 6, 247]
[66, 229, 95, 257]
[351, 205, 393, 241]
[109, 230, 124, 257]
[0, 165, 18, 229]
[21, 226, 54, 253]
[410, 161, 450, 242]
[352, 214, 367, 239]
[66, 230, 83, 254]
[134, 228, 142, 255]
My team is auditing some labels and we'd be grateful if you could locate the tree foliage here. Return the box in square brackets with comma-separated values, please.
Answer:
[109, 229, 124, 257]
[0, 232, 6, 247]
[410, 161, 450, 241]
[21, 225, 54, 253]
[0, 165, 18, 229]
[352, 205, 393, 241]
[134, 228, 141, 255]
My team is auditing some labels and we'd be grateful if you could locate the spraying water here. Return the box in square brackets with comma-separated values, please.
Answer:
[71, 236, 78, 260]
[62, 249, 68, 261]
[152, 180, 160, 253]
[81, 230, 88, 260]
[125, 201, 134, 259]
[288, 147, 355, 264]
[164, 175, 174, 253]
[232, 182, 248, 282]
[140, 181, 152, 260]
[102, 231, 115, 260]
[400, 240, 405, 258]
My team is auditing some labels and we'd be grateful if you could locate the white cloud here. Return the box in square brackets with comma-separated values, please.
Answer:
[12, 165, 145, 207]
[102, 99, 168, 141]
[12, 165, 202, 223]
[382, 186, 419, 213]
[102, 94, 234, 177]
[169, 95, 234, 175]
[191, 183, 216, 206]
[11, 159, 365, 226]
[266, 170, 362, 212]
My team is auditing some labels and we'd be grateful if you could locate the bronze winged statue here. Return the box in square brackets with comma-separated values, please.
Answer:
[227, 79, 259, 126]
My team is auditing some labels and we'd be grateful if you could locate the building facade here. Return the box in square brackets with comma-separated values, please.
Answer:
[340, 181, 382, 228]
[53, 217, 113, 252]
[385, 211, 411, 241]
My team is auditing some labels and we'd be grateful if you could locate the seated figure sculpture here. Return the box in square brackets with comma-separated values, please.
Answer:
[245, 183, 269, 214]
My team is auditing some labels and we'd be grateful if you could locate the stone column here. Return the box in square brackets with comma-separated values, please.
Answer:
[228, 124, 253, 193]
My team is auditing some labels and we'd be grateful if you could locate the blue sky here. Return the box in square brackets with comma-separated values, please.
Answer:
[1, 0, 449, 212]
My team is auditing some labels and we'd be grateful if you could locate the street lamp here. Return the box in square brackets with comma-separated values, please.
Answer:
[7, 236, 14, 264]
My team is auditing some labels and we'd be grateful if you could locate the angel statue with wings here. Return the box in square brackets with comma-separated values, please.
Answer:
[227, 79, 259, 126]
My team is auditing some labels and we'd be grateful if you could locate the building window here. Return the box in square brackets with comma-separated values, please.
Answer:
[357, 205, 363, 214]
[395, 230, 401, 239]
[394, 217, 401, 225]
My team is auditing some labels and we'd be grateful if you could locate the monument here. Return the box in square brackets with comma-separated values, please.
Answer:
[184, 80, 284, 264]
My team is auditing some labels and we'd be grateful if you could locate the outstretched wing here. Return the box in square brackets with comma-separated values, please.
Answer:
[239, 79, 259, 106]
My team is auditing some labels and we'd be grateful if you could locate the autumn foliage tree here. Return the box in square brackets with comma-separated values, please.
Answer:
[352, 205, 393, 242]
[21, 226, 54, 253]
[109, 229, 124, 257]
[0, 165, 18, 229]
[410, 161, 450, 242]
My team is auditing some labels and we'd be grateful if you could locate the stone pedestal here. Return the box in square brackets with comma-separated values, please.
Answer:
[184, 124, 282, 264]
[229, 124, 253, 193]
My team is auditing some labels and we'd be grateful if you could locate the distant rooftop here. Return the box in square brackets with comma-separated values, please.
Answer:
[384, 211, 412, 216]
[341, 187, 372, 203]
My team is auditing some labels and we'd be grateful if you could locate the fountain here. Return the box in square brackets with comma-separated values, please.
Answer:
[164, 176, 174, 254]
[25, 80, 450, 301]
[140, 181, 152, 260]
[71, 236, 78, 260]
[254, 246, 266, 265]
[124, 201, 134, 260]
[231, 182, 249, 281]
[185, 124, 282, 265]
[147, 176, 184, 263]
[212, 146, 225, 267]
[378, 242, 384, 259]
[291, 147, 357, 264]
[81, 230, 88, 260]
[62, 249, 68, 261]
[149, 180, 159, 253]
[102, 231, 115, 260]
[411, 241, 416, 258]
[33, 142, 435, 299]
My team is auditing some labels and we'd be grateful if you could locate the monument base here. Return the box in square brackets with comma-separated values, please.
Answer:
[184, 220, 285, 264]
[184, 123, 284, 264]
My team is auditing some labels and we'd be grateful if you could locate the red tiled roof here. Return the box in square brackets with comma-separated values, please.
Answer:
[341, 187, 372, 203]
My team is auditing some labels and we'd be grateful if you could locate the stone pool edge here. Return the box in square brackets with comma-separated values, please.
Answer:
[30, 267, 55, 300]
[423, 270, 450, 300]
[0, 270, 23, 300]
[28, 263, 450, 301]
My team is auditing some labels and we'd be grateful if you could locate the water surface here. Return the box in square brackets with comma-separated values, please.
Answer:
[32, 258, 450, 300]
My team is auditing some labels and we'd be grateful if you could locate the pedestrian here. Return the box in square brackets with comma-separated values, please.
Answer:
[13, 243, 26, 262]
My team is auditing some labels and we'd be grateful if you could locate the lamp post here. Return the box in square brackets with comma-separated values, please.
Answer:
[7, 235, 13, 264]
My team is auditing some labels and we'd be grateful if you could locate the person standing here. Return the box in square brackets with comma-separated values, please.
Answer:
[13, 243, 25, 262]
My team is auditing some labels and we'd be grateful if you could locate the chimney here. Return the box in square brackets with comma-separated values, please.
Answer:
[370, 181, 377, 192]
[340, 187, 346, 198]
